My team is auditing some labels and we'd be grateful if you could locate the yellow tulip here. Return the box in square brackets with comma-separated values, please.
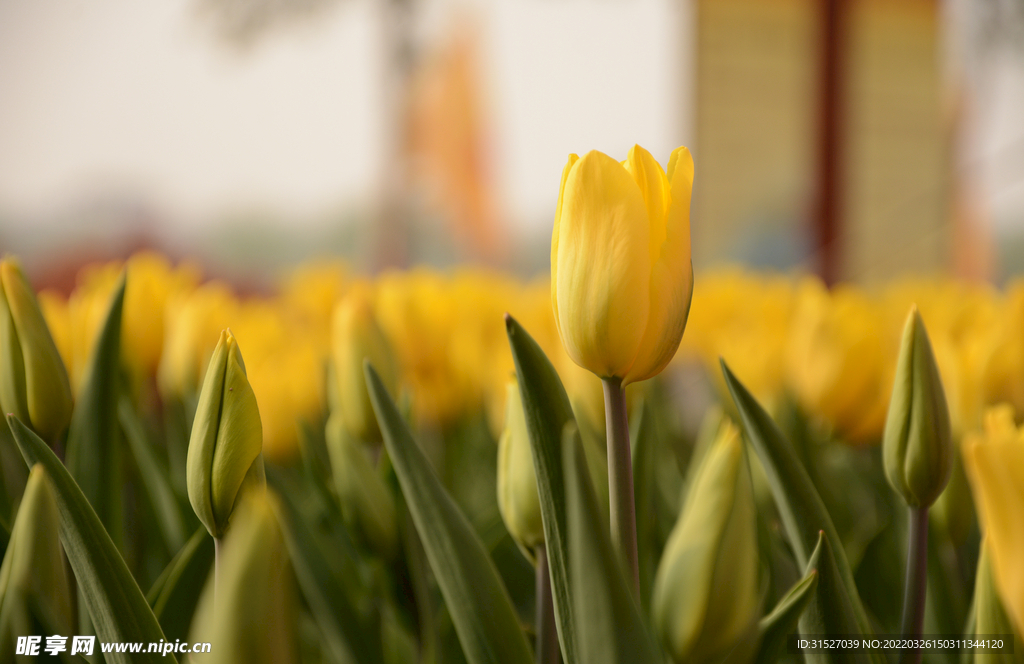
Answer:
[331, 283, 398, 443]
[551, 145, 694, 385]
[963, 405, 1024, 636]
[0, 258, 73, 442]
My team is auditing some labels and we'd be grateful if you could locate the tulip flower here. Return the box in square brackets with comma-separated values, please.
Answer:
[190, 491, 299, 664]
[963, 405, 1024, 637]
[331, 284, 398, 444]
[882, 306, 953, 655]
[652, 419, 759, 663]
[883, 306, 953, 509]
[0, 258, 73, 444]
[325, 411, 397, 559]
[551, 145, 693, 385]
[0, 465, 72, 653]
[186, 329, 265, 539]
[551, 144, 694, 598]
[496, 380, 543, 554]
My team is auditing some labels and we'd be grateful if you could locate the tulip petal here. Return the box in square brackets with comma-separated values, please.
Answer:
[555, 150, 651, 378]
[211, 336, 264, 528]
[964, 418, 1024, 637]
[622, 145, 670, 265]
[550, 153, 579, 341]
[623, 147, 694, 384]
[187, 331, 229, 536]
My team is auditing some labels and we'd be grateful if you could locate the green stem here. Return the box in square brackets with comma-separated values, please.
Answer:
[899, 506, 929, 664]
[535, 545, 560, 664]
[214, 536, 223, 607]
[602, 377, 640, 601]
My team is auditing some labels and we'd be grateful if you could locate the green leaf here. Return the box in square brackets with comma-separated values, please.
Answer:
[7, 415, 174, 664]
[119, 395, 187, 553]
[754, 533, 821, 664]
[146, 526, 213, 644]
[505, 315, 579, 664]
[365, 362, 535, 664]
[562, 423, 661, 664]
[720, 361, 875, 642]
[65, 273, 126, 548]
[274, 476, 385, 664]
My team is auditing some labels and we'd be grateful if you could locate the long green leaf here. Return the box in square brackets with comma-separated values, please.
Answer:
[146, 526, 213, 644]
[66, 273, 126, 547]
[505, 315, 579, 663]
[274, 477, 384, 664]
[365, 362, 534, 664]
[754, 533, 821, 664]
[119, 395, 187, 553]
[798, 531, 868, 664]
[563, 423, 661, 664]
[721, 361, 875, 641]
[8, 415, 174, 664]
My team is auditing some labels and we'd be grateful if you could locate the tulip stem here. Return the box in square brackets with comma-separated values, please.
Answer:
[602, 377, 640, 602]
[214, 536, 223, 606]
[535, 545, 560, 664]
[899, 506, 929, 664]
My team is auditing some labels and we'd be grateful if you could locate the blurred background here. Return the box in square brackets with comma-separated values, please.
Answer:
[1, 0, 1023, 289]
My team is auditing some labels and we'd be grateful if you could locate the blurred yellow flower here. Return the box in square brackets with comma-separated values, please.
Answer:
[786, 278, 890, 444]
[963, 404, 1024, 637]
[551, 145, 694, 385]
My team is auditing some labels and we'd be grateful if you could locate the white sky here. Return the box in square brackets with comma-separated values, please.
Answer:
[0, 0, 690, 238]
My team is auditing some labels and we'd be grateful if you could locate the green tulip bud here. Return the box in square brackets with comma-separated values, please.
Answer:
[496, 380, 544, 555]
[186, 329, 265, 538]
[652, 419, 760, 664]
[0, 465, 72, 653]
[325, 410, 397, 559]
[190, 491, 299, 664]
[0, 258, 73, 443]
[883, 306, 953, 508]
[331, 285, 397, 444]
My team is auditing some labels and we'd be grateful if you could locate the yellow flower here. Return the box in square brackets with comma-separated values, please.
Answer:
[0, 258, 73, 442]
[963, 405, 1024, 636]
[551, 145, 694, 385]
[331, 283, 398, 443]
[785, 278, 890, 444]
[186, 329, 265, 538]
[158, 282, 239, 398]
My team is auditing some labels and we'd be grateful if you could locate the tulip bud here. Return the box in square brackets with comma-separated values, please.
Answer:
[882, 306, 953, 508]
[325, 410, 397, 559]
[496, 380, 544, 554]
[0, 465, 72, 652]
[551, 145, 694, 385]
[190, 491, 299, 664]
[331, 284, 398, 443]
[652, 420, 760, 663]
[187, 329, 265, 538]
[0, 258, 73, 443]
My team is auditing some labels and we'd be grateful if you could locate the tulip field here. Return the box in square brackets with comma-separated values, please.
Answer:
[2, 146, 1024, 664]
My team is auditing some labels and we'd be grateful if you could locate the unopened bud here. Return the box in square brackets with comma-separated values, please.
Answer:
[652, 420, 760, 663]
[186, 329, 265, 538]
[883, 307, 953, 508]
[496, 380, 544, 554]
[0, 258, 73, 442]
